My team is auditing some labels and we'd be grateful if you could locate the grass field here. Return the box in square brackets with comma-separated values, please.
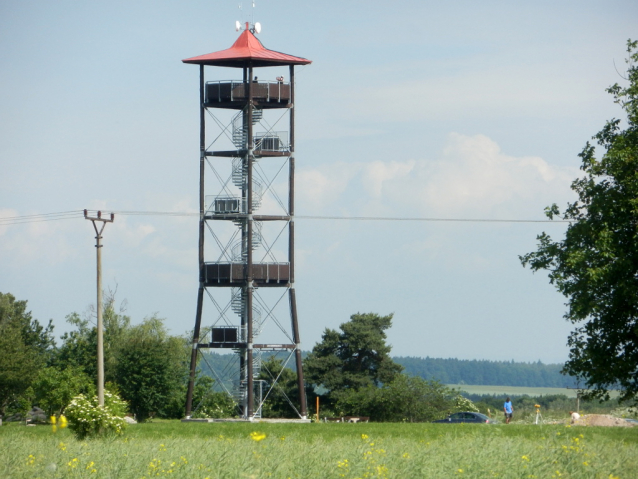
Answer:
[2, 420, 637, 478]
[447, 384, 620, 399]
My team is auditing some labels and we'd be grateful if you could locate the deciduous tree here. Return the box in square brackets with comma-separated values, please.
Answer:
[0, 292, 55, 416]
[114, 315, 186, 421]
[521, 40, 638, 403]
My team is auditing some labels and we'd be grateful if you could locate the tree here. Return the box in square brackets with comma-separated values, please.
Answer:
[304, 312, 403, 407]
[0, 292, 55, 416]
[375, 376, 456, 423]
[32, 365, 95, 416]
[257, 356, 301, 418]
[114, 315, 187, 421]
[55, 292, 130, 383]
[520, 40, 638, 403]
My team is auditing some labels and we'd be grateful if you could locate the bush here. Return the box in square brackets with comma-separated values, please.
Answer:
[64, 391, 127, 439]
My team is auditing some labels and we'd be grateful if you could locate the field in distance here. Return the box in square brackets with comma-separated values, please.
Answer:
[448, 384, 619, 398]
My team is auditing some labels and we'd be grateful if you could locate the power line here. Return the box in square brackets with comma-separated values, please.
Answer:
[0, 210, 83, 225]
[0, 209, 571, 226]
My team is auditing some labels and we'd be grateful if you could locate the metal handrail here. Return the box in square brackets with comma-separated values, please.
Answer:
[205, 80, 290, 103]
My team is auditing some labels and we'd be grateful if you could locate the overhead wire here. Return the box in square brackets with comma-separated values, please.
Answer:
[0, 209, 571, 225]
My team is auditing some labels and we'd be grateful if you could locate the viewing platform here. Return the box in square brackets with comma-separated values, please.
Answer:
[204, 262, 290, 286]
[205, 81, 291, 109]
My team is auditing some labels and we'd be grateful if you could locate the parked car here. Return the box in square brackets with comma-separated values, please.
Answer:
[433, 412, 497, 424]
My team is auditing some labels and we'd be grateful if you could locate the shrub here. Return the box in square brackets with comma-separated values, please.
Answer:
[64, 391, 128, 439]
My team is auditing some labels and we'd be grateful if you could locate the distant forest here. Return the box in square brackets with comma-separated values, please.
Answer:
[394, 357, 577, 388]
[200, 353, 577, 388]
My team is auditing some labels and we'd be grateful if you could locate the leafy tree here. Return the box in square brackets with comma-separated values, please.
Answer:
[0, 292, 55, 416]
[257, 356, 301, 418]
[376, 376, 455, 422]
[114, 315, 187, 421]
[55, 293, 130, 383]
[32, 365, 95, 416]
[521, 40, 638, 403]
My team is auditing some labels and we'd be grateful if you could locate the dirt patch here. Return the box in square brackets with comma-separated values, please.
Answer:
[572, 414, 636, 427]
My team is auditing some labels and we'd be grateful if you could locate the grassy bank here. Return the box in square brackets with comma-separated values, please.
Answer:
[2, 421, 637, 478]
[447, 384, 622, 398]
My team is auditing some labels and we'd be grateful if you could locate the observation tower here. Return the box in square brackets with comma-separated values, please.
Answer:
[182, 22, 311, 420]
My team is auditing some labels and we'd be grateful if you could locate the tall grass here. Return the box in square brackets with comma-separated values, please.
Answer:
[2, 421, 636, 478]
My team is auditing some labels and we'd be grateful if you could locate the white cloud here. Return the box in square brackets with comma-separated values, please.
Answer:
[297, 133, 578, 219]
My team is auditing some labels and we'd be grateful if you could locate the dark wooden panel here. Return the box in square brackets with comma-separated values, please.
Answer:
[204, 263, 290, 286]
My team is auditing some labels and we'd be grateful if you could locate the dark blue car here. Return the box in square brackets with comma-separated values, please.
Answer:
[433, 412, 496, 424]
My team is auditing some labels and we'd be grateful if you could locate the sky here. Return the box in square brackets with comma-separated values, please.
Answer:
[1, 0, 637, 364]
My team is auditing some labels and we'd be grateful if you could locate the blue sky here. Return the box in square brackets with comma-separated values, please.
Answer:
[1, 0, 637, 363]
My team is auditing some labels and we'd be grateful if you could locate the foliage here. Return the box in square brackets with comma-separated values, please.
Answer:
[64, 391, 127, 439]
[0, 292, 55, 417]
[32, 365, 95, 416]
[55, 292, 131, 383]
[165, 374, 237, 420]
[451, 395, 479, 413]
[376, 376, 458, 422]
[320, 375, 463, 422]
[304, 313, 403, 408]
[114, 315, 187, 421]
[521, 40, 638, 403]
[257, 356, 302, 418]
[396, 356, 577, 388]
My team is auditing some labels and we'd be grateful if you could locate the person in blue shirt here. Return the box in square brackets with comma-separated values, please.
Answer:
[503, 397, 514, 424]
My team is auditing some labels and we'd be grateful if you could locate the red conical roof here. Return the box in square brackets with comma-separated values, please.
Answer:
[182, 24, 311, 68]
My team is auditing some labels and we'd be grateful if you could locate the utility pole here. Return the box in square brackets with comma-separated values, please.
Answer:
[567, 382, 582, 413]
[84, 209, 114, 407]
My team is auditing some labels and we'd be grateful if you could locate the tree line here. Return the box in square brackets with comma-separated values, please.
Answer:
[0, 291, 233, 422]
[394, 357, 577, 388]
[203, 353, 579, 389]
[0, 294, 473, 422]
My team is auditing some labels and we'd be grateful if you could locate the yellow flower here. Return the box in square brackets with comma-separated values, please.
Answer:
[522, 455, 530, 462]
[26, 455, 35, 466]
[59, 415, 68, 428]
[402, 453, 410, 459]
[51, 425, 57, 433]
[361, 434, 369, 440]
[58, 442, 67, 451]
[159, 444, 167, 451]
[50, 415, 57, 425]
[250, 431, 266, 442]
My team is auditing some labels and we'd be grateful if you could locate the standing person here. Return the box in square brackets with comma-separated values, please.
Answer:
[503, 397, 514, 424]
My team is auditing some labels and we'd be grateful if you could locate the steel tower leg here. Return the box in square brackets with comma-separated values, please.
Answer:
[185, 65, 206, 417]
[289, 288, 307, 418]
[185, 286, 204, 416]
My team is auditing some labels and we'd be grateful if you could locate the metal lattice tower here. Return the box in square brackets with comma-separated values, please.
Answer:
[183, 23, 311, 420]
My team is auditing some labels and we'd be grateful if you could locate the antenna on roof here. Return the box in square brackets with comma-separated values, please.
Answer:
[251, 0, 255, 27]
[235, 1, 261, 34]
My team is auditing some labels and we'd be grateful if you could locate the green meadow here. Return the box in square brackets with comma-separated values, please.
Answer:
[448, 384, 620, 399]
[2, 420, 637, 478]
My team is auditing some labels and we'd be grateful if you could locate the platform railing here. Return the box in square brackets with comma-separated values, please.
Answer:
[205, 80, 291, 103]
